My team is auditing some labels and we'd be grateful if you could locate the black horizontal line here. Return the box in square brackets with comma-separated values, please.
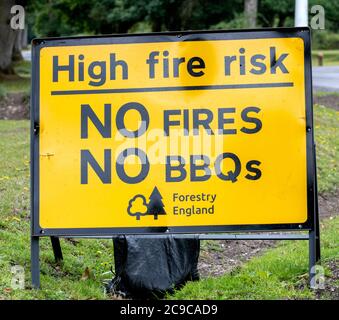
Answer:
[51, 82, 294, 95]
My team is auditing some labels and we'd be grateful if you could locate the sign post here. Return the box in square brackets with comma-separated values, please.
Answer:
[31, 27, 320, 289]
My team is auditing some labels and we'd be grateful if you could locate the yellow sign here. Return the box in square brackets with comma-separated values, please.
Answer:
[32, 29, 313, 234]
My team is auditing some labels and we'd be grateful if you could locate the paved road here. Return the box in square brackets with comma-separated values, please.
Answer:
[312, 66, 339, 92]
[22, 50, 31, 61]
[22, 50, 338, 92]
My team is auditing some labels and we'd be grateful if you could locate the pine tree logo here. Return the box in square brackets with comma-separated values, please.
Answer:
[126, 186, 166, 221]
[146, 186, 166, 220]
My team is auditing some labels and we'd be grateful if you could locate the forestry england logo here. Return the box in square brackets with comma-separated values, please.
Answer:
[127, 187, 166, 221]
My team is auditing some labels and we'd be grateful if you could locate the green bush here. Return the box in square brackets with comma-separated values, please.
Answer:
[211, 13, 247, 30]
[312, 30, 339, 50]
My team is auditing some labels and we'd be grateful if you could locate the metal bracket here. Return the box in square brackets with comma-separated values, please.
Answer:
[31, 236, 40, 289]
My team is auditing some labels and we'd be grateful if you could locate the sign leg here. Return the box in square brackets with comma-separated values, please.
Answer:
[309, 143, 321, 288]
[313, 144, 321, 262]
[31, 236, 40, 289]
[309, 230, 316, 288]
[50, 236, 63, 262]
[309, 228, 321, 288]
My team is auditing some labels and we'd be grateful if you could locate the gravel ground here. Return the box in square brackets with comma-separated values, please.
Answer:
[0, 93, 29, 120]
[313, 94, 339, 111]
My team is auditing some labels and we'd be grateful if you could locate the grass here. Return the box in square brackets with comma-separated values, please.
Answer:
[314, 91, 339, 98]
[0, 102, 337, 300]
[0, 86, 6, 99]
[0, 121, 111, 299]
[169, 217, 338, 300]
[314, 104, 339, 193]
[312, 50, 339, 67]
[0, 60, 31, 96]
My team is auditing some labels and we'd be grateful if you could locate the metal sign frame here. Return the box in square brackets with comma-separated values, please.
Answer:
[30, 27, 320, 289]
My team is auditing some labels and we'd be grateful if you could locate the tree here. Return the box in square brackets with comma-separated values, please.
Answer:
[12, 29, 24, 62]
[28, 0, 148, 37]
[28, 0, 246, 37]
[244, 0, 258, 28]
[146, 187, 166, 220]
[146, 0, 244, 32]
[127, 195, 148, 221]
[258, 0, 294, 28]
[0, 0, 28, 76]
[0, 0, 18, 75]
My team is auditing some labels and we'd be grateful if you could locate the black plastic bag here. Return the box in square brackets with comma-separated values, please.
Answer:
[107, 235, 200, 299]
